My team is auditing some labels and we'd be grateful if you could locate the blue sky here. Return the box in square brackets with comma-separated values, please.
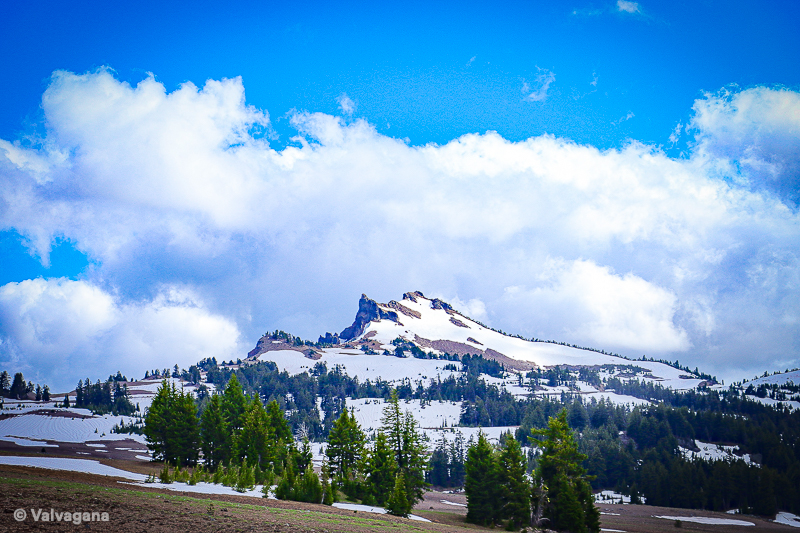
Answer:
[1, 0, 799, 391]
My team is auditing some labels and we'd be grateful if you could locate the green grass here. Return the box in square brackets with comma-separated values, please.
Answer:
[0, 474, 436, 532]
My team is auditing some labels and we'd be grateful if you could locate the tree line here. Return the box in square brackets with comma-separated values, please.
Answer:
[0, 370, 50, 401]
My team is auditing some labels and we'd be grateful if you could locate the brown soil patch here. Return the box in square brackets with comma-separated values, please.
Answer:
[0, 467, 474, 533]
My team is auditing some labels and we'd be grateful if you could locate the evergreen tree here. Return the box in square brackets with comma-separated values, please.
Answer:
[296, 464, 324, 503]
[0, 371, 9, 396]
[174, 386, 200, 466]
[498, 433, 530, 528]
[222, 373, 248, 432]
[531, 409, 600, 533]
[266, 399, 293, 443]
[35, 384, 42, 401]
[10, 372, 26, 399]
[76, 380, 84, 406]
[42, 385, 50, 401]
[386, 472, 411, 517]
[235, 397, 273, 468]
[365, 432, 397, 506]
[427, 439, 450, 487]
[465, 431, 500, 525]
[449, 432, 466, 487]
[200, 393, 230, 469]
[326, 407, 366, 489]
[144, 380, 200, 466]
[379, 390, 428, 510]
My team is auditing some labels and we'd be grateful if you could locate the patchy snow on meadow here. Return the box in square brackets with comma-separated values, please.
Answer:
[654, 515, 754, 526]
[775, 512, 800, 528]
[332, 502, 430, 522]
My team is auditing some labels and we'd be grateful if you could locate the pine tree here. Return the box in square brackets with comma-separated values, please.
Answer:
[42, 385, 50, 402]
[531, 409, 600, 533]
[427, 439, 450, 487]
[365, 432, 397, 506]
[76, 380, 84, 406]
[386, 472, 411, 517]
[296, 464, 324, 503]
[200, 393, 230, 469]
[144, 380, 200, 466]
[465, 431, 500, 525]
[35, 384, 42, 401]
[498, 433, 531, 528]
[0, 371, 9, 396]
[10, 372, 26, 399]
[399, 409, 428, 508]
[326, 407, 366, 489]
[173, 386, 200, 466]
[235, 397, 273, 468]
[266, 399, 292, 443]
[222, 373, 248, 432]
[379, 390, 428, 511]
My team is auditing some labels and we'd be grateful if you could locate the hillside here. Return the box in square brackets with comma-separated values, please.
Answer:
[249, 291, 711, 405]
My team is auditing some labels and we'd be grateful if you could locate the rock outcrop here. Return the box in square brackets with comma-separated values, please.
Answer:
[339, 294, 401, 340]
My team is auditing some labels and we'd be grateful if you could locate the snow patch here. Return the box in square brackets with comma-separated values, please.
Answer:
[332, 502, 430, 522]
[776, 512, 800, 528]
[654, 516, 754, 526]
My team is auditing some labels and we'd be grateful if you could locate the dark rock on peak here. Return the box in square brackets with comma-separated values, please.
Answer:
[340, 294, 401, 340]
[402, 291, 425, 302]
[430, 298, 456, 314]
[387, 300, 422, 319]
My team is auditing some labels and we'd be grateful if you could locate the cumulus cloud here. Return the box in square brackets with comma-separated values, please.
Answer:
[0, 278, 242, 390]
[0, 69, 798, 384]
[501, 259, 689, 352]
[690, 86, 800, 205]
[522, 68, 556, 102]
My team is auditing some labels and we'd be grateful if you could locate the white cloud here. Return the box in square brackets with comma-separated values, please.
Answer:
[617, 0, 641, 14]
[500, 258, 689, 352]
[690, 86, 800, 204]
[0, 70, 799, 384]
[0, 278, 242, 390]
[523, 68, 556, 102]
[337, 93, 356, 116]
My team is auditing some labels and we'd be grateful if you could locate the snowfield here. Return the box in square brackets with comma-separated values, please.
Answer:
[680, 440, 755, 466]
[0, 410, 145, 444]
[345, 398, 462, 431]
[745, 370, 800, 387]
[258, 349, 460, 387]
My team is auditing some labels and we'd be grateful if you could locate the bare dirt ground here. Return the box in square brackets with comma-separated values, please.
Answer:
[0, 461, 793, 533]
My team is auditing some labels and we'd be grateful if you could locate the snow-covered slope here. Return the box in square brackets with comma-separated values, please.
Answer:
[252, 291, 707, 399]
[746, 369, 800, 387]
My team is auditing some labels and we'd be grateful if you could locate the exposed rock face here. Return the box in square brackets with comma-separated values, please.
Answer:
[402, 291, 425, 302]
[450, 316, 468, 328]
[247, 335, 273, 358]
[430, 298, 456, 314]
[339, 294, 401, 340]
[387, 300, 422, 319]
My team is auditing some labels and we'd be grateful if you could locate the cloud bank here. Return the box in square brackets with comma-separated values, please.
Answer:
[1, 69, 798, 389]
